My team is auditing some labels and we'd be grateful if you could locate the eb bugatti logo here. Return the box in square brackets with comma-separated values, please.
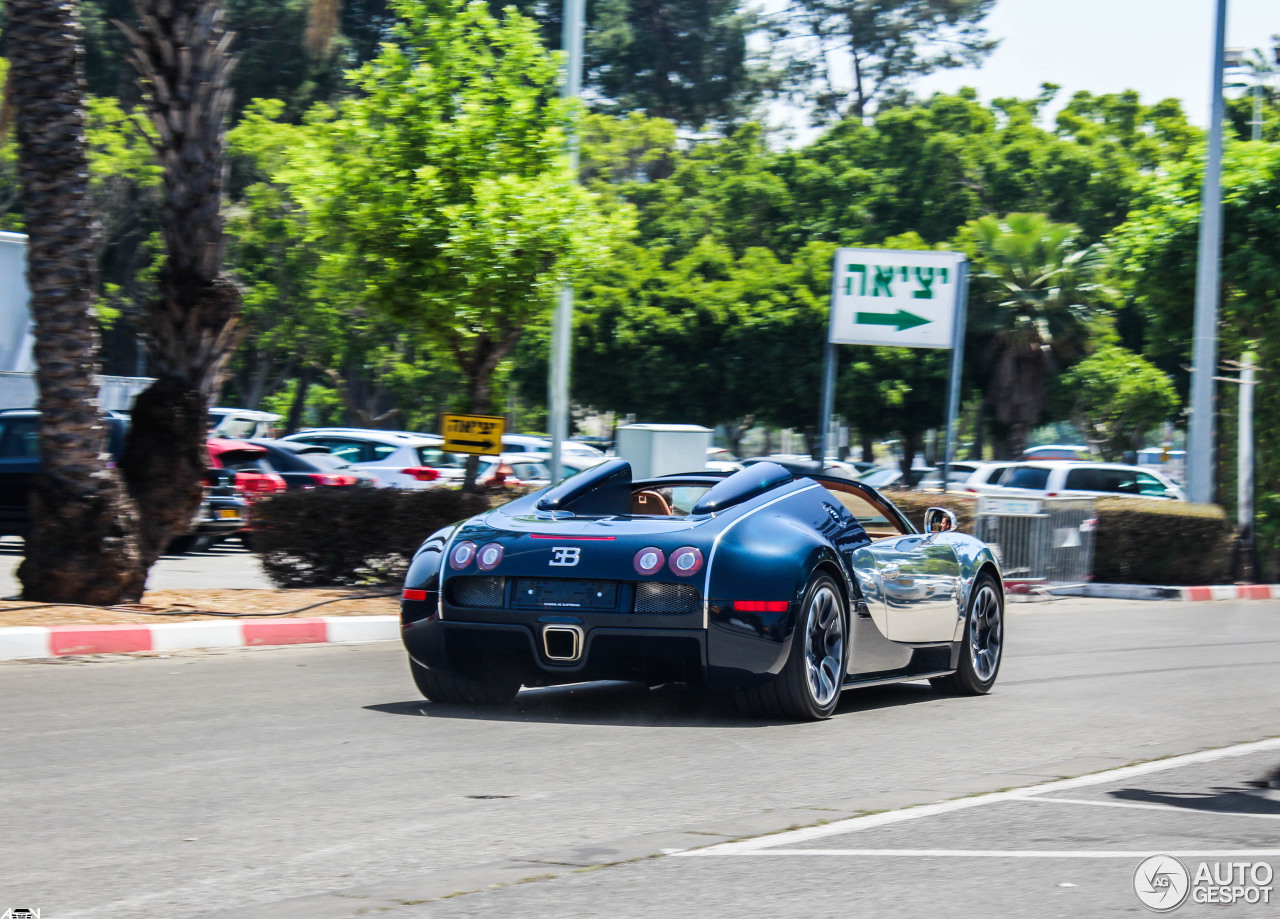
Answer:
[549, 547, 581, 567]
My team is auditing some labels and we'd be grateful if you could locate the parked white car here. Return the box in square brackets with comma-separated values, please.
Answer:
[983, 461, 1185, 501]
[501, 434, 604, 460]
[958, 462, 1022, 495]
[280, 428, 452, 489]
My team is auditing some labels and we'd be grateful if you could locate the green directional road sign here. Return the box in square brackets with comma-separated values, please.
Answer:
[829, 248, 965, 348]
[855, 309, 931, 332]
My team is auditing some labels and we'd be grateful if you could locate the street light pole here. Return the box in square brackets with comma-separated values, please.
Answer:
[1186, 0, 1229, 506]
[548, 0, 585, 482]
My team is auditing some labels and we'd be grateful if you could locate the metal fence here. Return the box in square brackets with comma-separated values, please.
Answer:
[975, 496, 1096, 587]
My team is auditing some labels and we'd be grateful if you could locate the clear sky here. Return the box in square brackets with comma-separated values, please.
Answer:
[913, 0, 1277, 124]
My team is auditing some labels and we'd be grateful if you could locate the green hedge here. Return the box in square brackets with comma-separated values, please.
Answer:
[252, 488, 493, 587]
[885, 491, 1234, 585]
[1091, 498, 1235, 585]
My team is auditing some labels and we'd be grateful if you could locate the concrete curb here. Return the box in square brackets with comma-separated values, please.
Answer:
[1046, 583, 1280, 602]
[0, 615, 400, 661]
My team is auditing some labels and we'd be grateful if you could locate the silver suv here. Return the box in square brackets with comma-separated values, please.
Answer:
[984, 461, 1185, 501]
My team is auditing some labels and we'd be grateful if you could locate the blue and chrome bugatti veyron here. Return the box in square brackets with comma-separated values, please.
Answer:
[399, 460, 1003, 720]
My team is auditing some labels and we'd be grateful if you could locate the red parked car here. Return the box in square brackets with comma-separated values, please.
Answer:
[207, 438, 287, 546]
[207, 439, 287, 501]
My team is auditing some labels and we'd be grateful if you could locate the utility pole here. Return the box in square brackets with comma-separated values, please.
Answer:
[1238, 351, 1257, 579]
[1186, 0, 1229, 505]
[548, 0, 585, 482]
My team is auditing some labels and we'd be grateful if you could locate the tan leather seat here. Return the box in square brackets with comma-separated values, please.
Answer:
[632, 490, 672, 516]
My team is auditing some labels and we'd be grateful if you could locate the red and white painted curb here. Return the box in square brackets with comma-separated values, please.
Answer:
[1179, 584, 1280, 602]
[1043, 582, 1280, 602]
[0, 615, 399, 661]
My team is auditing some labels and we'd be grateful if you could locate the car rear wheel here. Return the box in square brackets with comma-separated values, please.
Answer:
[409, 658, 520, 705]
[931, 571, 1003, 695]
[735, 573, 846, 721]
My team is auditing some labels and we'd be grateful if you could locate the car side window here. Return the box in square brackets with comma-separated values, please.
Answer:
[1135, 472, 1168, 496]
[1004, 466, 1050, 489]
[0, 420, 39, 459]
[1065, 468, 1104, 491]
[369, 444, 397, 461]
[319, 440, 366, 463]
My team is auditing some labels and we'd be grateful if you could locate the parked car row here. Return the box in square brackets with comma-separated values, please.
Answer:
[0, 408, 251, 552]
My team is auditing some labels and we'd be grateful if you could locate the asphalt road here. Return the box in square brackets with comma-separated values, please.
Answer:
[2, 597, 1278, 919]
[0, 535, 275, 596]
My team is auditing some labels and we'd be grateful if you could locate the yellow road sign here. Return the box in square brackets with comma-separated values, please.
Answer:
[441, 413, 505, 455]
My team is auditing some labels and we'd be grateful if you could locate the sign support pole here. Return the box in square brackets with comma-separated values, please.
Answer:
[817, 249, 842, 465]
[940, 262, 969, 494]
[817, 340, 837, 465]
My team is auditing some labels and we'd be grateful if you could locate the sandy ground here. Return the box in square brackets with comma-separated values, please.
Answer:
[0, 588, 399, 628]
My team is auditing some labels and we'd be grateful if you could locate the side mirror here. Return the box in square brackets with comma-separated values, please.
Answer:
[924, 507, 958, 534]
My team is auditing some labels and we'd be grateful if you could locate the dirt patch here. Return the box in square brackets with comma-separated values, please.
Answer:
[0, 588, 399, 628]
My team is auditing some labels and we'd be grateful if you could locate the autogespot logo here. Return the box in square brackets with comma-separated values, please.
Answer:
[1134, 855, 1191, 912]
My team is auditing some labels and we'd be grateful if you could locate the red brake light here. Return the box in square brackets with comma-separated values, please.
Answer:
[308, 473, 358, 487]
[1046, 492, 1058, 497]
[476, 542, 504, 571]
[634, 547, 665, 575]
[402, 466, 440, 482]
[735, 600, 790, 613]
[402, 589, 428, 601]
[450, 541, 478, 570]
[670, 546, 704, 576]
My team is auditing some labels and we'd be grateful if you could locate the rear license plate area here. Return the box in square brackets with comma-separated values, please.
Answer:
[514, 579, 619, 611]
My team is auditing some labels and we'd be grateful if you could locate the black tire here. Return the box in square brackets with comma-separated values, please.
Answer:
[735, 573, 846, 721]
[409, 658, 520, 705]
[166, 535, 199, 555]
[931, 571, 1003, 695]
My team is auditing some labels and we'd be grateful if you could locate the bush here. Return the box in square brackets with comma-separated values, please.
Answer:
[252, 488, 493, 587]
[883, 490, 979, 534]
[1091, 498, 1235, 585]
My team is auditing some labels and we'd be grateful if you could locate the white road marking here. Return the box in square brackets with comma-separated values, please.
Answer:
[712, 849, 1280, 859]
[1021, 796, 1280, 820]
[675, 735, 1280, 857]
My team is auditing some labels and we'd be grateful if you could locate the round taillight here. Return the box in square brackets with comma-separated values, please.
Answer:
[477, 542, 504, 571]
[671, 546, 704, 576]
[634, 547, 664, 576]
[449, 540, 477, 569]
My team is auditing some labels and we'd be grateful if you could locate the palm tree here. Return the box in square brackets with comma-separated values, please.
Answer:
[8, 0, 146, 602]
[966, 213, 1106, 458]
[114, 0, 245, 566]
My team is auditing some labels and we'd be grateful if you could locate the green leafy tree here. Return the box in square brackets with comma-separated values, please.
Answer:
[963, 213, 1107, 458]
[493, 0, 770, 129]
[304, 0, 628, 415]
[782, 0, 998, 122]
[1059, 343, 1179, 462]
[79, 0, 395, 121]
[1109, 140, 1280, 573]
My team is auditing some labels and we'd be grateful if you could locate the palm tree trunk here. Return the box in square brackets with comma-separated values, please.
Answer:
[9, 0, 145, 602]
[115, 0, 244, 566]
